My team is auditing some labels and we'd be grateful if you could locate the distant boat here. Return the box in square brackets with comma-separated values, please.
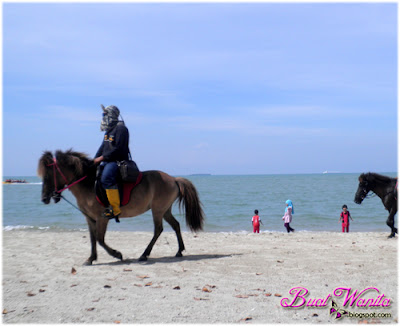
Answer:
[3, 179, 28, 184]
[323, 171, 328, 174]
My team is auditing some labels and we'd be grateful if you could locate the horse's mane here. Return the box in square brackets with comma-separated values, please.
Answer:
[361, 172, 396, 184]
[38, 149, 96, 184]
[56, 149, 94, 175]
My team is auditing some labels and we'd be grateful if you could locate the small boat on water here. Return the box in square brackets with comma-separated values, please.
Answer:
[3, 179, 28, 184]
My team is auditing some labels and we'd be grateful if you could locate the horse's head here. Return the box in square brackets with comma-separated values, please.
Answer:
[354, 173, 372, 204]
[38, 149, 91, 204]
[38, 151, 61, 204]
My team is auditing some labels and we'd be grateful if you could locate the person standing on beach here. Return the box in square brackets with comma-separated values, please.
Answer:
[252, 210, 263, 233]
[282, 200, 295, 233]
[339, 204, 353, 233]
[94, 105, 130, 221]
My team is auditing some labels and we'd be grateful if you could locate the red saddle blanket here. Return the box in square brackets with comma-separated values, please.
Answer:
[96, 172, 143, 207]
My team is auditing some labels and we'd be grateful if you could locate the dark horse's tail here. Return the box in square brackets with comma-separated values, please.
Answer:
[175, 177, 204, 232]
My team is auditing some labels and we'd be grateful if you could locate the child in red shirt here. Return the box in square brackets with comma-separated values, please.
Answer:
[252, 209, 263, 233]
[339, 205, 353, 233]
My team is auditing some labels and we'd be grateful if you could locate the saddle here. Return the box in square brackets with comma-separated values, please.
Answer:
[95, 171, 143, 208]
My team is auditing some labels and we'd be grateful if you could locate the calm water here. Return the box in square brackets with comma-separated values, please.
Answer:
[2, 173, 397, 233]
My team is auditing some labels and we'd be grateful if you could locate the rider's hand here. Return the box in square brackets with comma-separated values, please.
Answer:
[94, 156, 104, 164]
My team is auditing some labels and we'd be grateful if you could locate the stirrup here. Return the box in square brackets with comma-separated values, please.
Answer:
[102, 206, 120, 223]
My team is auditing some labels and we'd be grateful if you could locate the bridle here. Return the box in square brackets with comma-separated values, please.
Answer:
[45, 157, 96, 221]
[47, 158, 87, 197]
[359, 181, 371, 200]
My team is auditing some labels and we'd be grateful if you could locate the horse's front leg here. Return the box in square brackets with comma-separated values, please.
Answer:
[386, 206, 397, 238]
[83, 216, 98, 266]
[139, 213, 163, 261]
[97, 217, 123, 261]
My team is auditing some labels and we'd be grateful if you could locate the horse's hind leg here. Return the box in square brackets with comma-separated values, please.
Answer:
[139, 212, 163, 261]
[163, 208, 185, 257]
[96, 217, 123, 261]
[386, 207, 397, 238]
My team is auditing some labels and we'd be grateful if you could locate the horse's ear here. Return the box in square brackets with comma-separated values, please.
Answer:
[65, 154, 84, 175]
[359, 174, 364, 182]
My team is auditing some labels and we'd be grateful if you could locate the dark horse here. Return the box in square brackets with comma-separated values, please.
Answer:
[38, 149, 204, 265]
[354, 172, 397, 238]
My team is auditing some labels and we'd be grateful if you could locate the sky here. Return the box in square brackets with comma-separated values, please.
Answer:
[2, 2, 398, 176]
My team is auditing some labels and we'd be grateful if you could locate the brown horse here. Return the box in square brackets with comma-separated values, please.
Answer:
[38, 149, 204, 265]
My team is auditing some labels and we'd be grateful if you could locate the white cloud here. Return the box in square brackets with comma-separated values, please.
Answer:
[168, 115, 328, 136]
[44, 106, 99, 123]
[194, 142, 209, 149]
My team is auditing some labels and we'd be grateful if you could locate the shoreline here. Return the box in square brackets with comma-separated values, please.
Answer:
[2, 226, 394, 234]
[3, 230, 398, 323]
[3, 171, 398, 178]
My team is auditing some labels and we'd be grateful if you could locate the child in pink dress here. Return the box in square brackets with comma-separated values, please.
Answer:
[282, 200, 295, 233]
[339, 204, 353, 232]
[252, 209, 263, 233]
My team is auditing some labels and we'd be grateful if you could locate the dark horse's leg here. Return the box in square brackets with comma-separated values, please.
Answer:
[386, 205, 398, 238]
[96, 217, 123, 261]
[83, 216, 98, 266]
[163, 207, 185, 257]
[139, 212, 163, 261]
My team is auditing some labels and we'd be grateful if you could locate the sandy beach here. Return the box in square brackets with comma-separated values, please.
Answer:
[2, 230, 397, 323]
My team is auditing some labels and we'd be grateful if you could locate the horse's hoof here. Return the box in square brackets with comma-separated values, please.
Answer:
[138, 255, 147, 262]
[83, 260, 93, 266]
[115, 252, 123, 261]
[175, 252, 183, 258]
[388, 234, 395, 239]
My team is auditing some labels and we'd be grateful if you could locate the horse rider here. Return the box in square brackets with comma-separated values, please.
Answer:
[94, 105, 130, 220]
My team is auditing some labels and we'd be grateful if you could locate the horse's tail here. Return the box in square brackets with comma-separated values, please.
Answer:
[175, 177, 204, 232]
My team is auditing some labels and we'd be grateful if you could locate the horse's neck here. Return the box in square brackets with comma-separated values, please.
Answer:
[371, 186, 385, 200]
[371, 178, 395, 199]
[68, 182, 96, 207]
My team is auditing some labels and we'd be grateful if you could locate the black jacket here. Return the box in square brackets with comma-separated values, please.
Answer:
[95, 122, 130, 162]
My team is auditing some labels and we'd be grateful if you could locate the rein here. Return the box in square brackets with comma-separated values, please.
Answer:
[366, 192, 376, 198]
[47, 158, 87, 194]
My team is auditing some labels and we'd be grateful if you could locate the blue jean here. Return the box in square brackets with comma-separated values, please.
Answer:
[100, 162, 119, 189]
[284, 223, 294, 233]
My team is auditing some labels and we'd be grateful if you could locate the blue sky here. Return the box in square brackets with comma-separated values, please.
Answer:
[3, 3, 397, 176]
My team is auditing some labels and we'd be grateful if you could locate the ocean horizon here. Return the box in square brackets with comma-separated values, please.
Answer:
[3, 172, 397, 234]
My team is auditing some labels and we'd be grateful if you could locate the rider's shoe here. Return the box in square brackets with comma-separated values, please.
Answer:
[103, 188, 121, 222]
[102, 206, 121, 223]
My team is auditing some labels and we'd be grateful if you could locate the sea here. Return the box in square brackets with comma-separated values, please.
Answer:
[2, 173, 397, 234]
